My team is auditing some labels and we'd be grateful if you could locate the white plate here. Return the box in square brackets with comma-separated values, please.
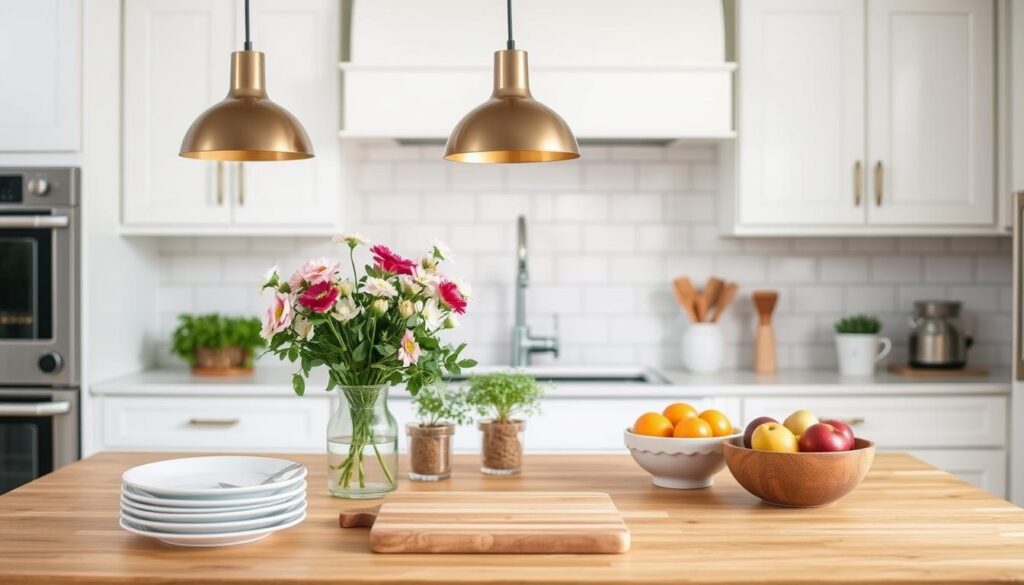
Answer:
[117, 495, 292, 515]
[121, 500, 307, 533]
[122, 480, 306, 509]
[120, 493, 306, 523]
[119, 510, 306, 547]
[122, 456, 306, 497]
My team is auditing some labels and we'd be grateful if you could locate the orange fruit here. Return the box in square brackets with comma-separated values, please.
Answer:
[699, 409, 733, 437]
[673, 417, 713, 438]
[662, 402, 698, 426]
[632, 412, 674, 437]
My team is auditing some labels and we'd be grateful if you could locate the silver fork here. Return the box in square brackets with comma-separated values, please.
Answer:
[218, 462, 303, 489]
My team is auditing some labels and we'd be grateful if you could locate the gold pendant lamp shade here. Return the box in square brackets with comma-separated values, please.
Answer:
[444, 0, 579, 164]
[179, 0, 313, 161]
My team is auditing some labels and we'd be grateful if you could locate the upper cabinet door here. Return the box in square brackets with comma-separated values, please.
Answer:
[866, 0, 994, 225]
[0, 0, 81, 151]
[737, 0, 866, 226]
[231, 0, 340, 228]
[123, 0, 234, 226]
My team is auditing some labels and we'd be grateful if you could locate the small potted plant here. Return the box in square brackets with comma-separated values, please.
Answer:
[407, 384, 472, 481]
[466, 372, 543, 476]
[834, 314, 891, 377]
[171, 313, 264, 376]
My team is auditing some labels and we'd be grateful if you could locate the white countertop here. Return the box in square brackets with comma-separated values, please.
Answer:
[91, 366, 1012, 398]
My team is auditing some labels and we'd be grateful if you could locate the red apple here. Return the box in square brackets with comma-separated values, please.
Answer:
[743, 416, 777, 448]
[798, 423, 851, 452]
[819, 419, 855, 450]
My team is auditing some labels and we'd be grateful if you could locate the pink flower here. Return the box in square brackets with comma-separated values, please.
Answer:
[437, 280, 467, 314]
[261, 292, 294, 340]
[398, 329, 421, 367]
[370, 245, 417, 276]
[298, 280, 340, 314]
[289, 257, 340, 289]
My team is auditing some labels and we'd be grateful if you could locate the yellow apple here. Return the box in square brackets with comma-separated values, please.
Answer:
[783, 409, 819, 436]
[750, 422, 798, 452]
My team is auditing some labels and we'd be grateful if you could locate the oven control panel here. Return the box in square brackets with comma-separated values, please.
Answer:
[0, 176, 21, 203]
[0, 168, 78, 207]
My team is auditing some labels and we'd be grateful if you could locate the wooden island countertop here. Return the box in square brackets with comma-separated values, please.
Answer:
[1, 452, 1023, 584]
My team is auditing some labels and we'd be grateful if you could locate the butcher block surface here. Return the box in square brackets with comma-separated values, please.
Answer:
[369, 491, 630, 553]
[2, 452, 1024, 584]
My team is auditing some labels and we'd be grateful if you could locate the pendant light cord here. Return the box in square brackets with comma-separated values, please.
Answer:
[506, 0, 515, 50]
[244, 0, 253, 50]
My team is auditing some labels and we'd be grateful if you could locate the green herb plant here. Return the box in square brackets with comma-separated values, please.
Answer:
[834, 314, 882, 335]
[465, 372, 543, 424]
[171, 313, 264, 366]
[411, 383, 473, 427]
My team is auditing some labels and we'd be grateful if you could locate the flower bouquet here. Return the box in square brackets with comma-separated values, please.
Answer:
[260, 235, 476, 498]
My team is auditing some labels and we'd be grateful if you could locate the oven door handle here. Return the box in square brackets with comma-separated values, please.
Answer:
[0, 216, 69, 228]
[0, 401, 71, 417]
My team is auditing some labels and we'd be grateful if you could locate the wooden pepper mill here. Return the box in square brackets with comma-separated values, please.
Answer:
[753, 290, 778, 374]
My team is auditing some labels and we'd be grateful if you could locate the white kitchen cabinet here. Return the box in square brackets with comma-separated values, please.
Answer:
[101, 395, 330, 452]
[906, 449, 1007, 498]
[737, 0, 865, 226]
[0, 0, 81, 151]
[122, 0, 340, 233]
[730, 0, 998, 235]
[866, 0, 994, 226]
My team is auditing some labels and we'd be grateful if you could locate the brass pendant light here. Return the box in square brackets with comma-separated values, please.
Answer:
[179, 0, 313, 161]
[444, 0, 579, 164]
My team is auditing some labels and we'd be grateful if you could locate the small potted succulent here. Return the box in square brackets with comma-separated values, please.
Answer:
[466, 372, 543, 476]
[171, 313, 264, 376]
[406, 384, 472, 481]
[834, 314, 891, 377]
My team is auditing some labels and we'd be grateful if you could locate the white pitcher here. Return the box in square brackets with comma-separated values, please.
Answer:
[835, 333, 891, 377]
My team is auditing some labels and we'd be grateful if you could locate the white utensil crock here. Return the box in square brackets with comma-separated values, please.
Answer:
[835, 333, 891, 377]
[681, 323, 725, 373]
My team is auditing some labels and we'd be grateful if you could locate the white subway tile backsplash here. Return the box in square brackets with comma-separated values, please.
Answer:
[155, 143, 1012, 369]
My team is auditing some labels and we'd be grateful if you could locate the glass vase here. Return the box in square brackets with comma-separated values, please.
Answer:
[327, 385, 398, 499]
[478, 419, 525, 475]
[406, 423, 455, 481]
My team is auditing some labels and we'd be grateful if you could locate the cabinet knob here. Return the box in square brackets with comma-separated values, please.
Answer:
[27, 177, 50, 196]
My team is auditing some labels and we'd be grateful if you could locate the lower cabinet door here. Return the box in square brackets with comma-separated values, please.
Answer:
[904, 449, 1007, 499]
[102, 396, 330, 452]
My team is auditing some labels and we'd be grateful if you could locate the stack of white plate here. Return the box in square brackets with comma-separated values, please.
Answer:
[119, 456, 307, 547]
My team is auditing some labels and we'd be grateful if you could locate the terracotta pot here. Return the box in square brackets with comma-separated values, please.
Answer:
[406, 423, 455, 481]
[191, 346, 251, 376]
[477, 419, 525, 476]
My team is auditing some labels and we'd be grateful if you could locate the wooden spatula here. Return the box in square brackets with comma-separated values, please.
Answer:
[671, 277, 699, 322]
[709, 282, 738, 323]
[752, 290, 779, 374]
[702, 277, 725, 313]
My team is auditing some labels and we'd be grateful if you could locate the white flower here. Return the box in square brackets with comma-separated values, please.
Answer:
[364, 277, 398, 298]
[333, 232, 370, 248]
[332, 296, 361, 322]
[420, 298, 444, 330]
[337, 279, 354, 297]
[415, 271, 441, 297]
[292, 314, 315, 341]
[420, 254, 439, 274]
[398, 299, 415, 319]
[370, 298, 390, 316]
[397, 274, 421, 296]
[261, 265, 280, 290]
[453, 277, 473, 299]
[429, 239, 454, 262]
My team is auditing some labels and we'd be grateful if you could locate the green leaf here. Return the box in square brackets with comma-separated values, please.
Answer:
[458, 359, 478, 368]
[292, 374, 305, 396]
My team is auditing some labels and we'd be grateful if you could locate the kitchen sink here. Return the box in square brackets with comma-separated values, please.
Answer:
[445, 366, 666, 384]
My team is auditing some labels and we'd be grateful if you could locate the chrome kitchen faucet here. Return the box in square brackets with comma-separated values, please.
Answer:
[511, 215, 559, 367]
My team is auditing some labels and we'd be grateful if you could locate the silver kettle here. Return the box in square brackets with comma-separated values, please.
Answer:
[908, 301, 972, 369]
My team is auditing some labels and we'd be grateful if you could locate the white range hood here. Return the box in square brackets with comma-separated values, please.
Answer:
[339, 0, 735, 141]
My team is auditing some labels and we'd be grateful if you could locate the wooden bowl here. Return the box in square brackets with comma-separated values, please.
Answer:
[723, 437, 875, 507]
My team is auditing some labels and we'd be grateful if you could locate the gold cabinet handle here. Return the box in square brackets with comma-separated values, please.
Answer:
[216, 162, 224, 206]
[188, 417, 240, 427]
[238, 162, 245, 206]
[854, 160, 863, 206]
[874, 161, 884, 206]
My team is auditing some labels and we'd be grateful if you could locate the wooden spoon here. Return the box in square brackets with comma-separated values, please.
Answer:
[752, 290, 779, 374]
[702, 277, 725, 314]
[709, 282, 738, 323]
[671, 277, 699, 322]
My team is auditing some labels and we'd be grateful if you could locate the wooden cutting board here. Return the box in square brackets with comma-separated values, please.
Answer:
[363, 491, 630, 554]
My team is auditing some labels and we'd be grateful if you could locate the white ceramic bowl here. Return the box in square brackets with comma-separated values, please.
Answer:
[624, 428, 742, 489]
